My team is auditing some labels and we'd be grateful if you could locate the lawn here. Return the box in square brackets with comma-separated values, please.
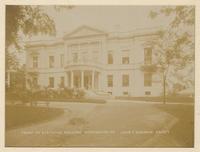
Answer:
[116, 96, 194, 103]
[38, 98, 107, 104]
[156, 104, 194, 147]
[6, 105, 64, 130]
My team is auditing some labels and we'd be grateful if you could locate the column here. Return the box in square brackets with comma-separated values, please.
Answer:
[92, 70, 95, 89]
[81, 71, 84, 89]
[65, 72, 68, 87]
[96, 72, 99, 89]
[71, 71, 74, 88]
[7, 71, 10, 87]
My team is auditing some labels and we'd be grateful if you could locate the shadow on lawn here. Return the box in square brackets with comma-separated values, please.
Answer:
[6, 105, 64, 130]
[156, 104, 194, 147]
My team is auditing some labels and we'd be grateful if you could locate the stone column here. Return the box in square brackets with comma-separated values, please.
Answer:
[92, 70, 95, 89]
[7, 71, 10, 87]
[96, 72, 99, 89]
[71, 71, 74, 88]
[81, 71, 84, 89]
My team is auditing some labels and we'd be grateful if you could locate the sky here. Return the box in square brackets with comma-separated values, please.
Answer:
[29, 6, 173, 40]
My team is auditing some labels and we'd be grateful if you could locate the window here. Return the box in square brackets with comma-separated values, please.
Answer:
[108, 91, 112, 95]
[32, 56, 38, 68]
[82, 52, 88, 63]
[60, 54, 64, 67]
[144, 48, 152, 64]
[49, 56, 54, 68]
[108, 52, 113, 64]
[33, 77, 38, 87]
[144, 73, 152, 86]
[72, 53, 78, 63]
[49, 77, 54, 88]
[145, 91, 151, 95]
[93, 51, 99, 63]
[122, 74, 129, 87]
[123, 91, 128, 95]
[122, 57, 129, 64]
[60, 76, 65, 88]
[107, 75, 113, 87]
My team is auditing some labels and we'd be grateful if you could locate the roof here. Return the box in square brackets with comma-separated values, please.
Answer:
[25, 25, 163, 48]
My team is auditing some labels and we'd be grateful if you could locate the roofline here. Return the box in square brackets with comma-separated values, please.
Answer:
[63, 25, 108, 40]
[25, 25, 164, 48]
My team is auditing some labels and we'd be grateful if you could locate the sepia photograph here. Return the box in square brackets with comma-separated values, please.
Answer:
[4, 4, 195, 148]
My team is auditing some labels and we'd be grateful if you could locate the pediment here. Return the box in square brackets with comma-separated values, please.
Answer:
[63, 25, 107, 39]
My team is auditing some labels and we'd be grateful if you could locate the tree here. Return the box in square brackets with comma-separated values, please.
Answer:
[6, 5, 56, 50]
[148, 6, 194, 103]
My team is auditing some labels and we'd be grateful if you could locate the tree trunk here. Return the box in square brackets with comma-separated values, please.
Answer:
[163, 74, 166, 104]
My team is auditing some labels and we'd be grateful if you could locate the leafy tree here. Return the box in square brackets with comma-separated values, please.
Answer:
[148, 6, 194, 103]
[6, 5, 56, 50]
[6, 5, 73, 70]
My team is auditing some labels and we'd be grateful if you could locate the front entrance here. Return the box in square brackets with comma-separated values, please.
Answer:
[74, 75, 81, 88]
[67, 70, 99, 90]
[84, 75, 90, 89]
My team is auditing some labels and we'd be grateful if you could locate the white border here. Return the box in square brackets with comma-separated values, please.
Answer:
[0, 0, 199, 152]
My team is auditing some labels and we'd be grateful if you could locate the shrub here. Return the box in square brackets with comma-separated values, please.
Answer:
[75, 89, 85, 99]
[6, 86, 86, 103]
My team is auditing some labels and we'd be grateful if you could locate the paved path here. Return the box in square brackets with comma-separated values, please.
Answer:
[6, 101, 179, 147]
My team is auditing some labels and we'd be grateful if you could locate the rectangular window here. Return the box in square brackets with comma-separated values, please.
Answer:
[49, 56, 54, 68]
[144, 73, 152, 86]
[49, 77, 54, 88]
[32, 56, 38, 68]
[123, 91, 128, 95]
[82, 52, 87, 63]
[145, 91, 151, 95]
[107, 75, 113, 87]
[122, 74, 129, 87]
[33, 77, 38, 87]
[108, 91, 112, 95]
[122, 57, 129, 64]
[60, 76, 65, 88]
[60, 54, 64, 67]
[108, 52, 113, 64]
[72, 53, 78, 63]
[144, 48, 152, 64]
[93, 51, 99, 63]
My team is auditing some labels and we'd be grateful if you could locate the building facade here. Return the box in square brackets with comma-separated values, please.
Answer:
[25, 25, 163, 97]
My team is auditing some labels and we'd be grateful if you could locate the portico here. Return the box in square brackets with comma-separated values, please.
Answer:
[67, 70, 100, 90]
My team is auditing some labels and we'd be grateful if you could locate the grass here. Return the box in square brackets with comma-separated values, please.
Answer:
[116, 96, 194, 103]
[39, 98, 107, 104]
[156, 104, 194, 147]
[6, 105, 64, 130]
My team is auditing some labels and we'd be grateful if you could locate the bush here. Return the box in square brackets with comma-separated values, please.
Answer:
[6, 86, 86, 103]
[74, 89, 85, 99]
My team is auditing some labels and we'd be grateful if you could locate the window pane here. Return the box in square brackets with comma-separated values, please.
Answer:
[93, 51, 99, 63]
[144, 48, 152, 64]
[108, 52, 113, 64]
[82, 52, 88, 63]
[122, 74, 129, 87]
[60, 54, 64, 67]
[72, 53, 78, 63]
[144, 73, 152, 86]
[122, 57, 129, 64]
[49, 56, 54, 68]
[32, 56, 38, 68]
[49, 77, 54, 88]
[60, 76, 65, 88]
[107, 75, 113, 87]
[145, 91, 151, 95]
[33, 77, 38, 87]
[123, 91, 128, 95]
